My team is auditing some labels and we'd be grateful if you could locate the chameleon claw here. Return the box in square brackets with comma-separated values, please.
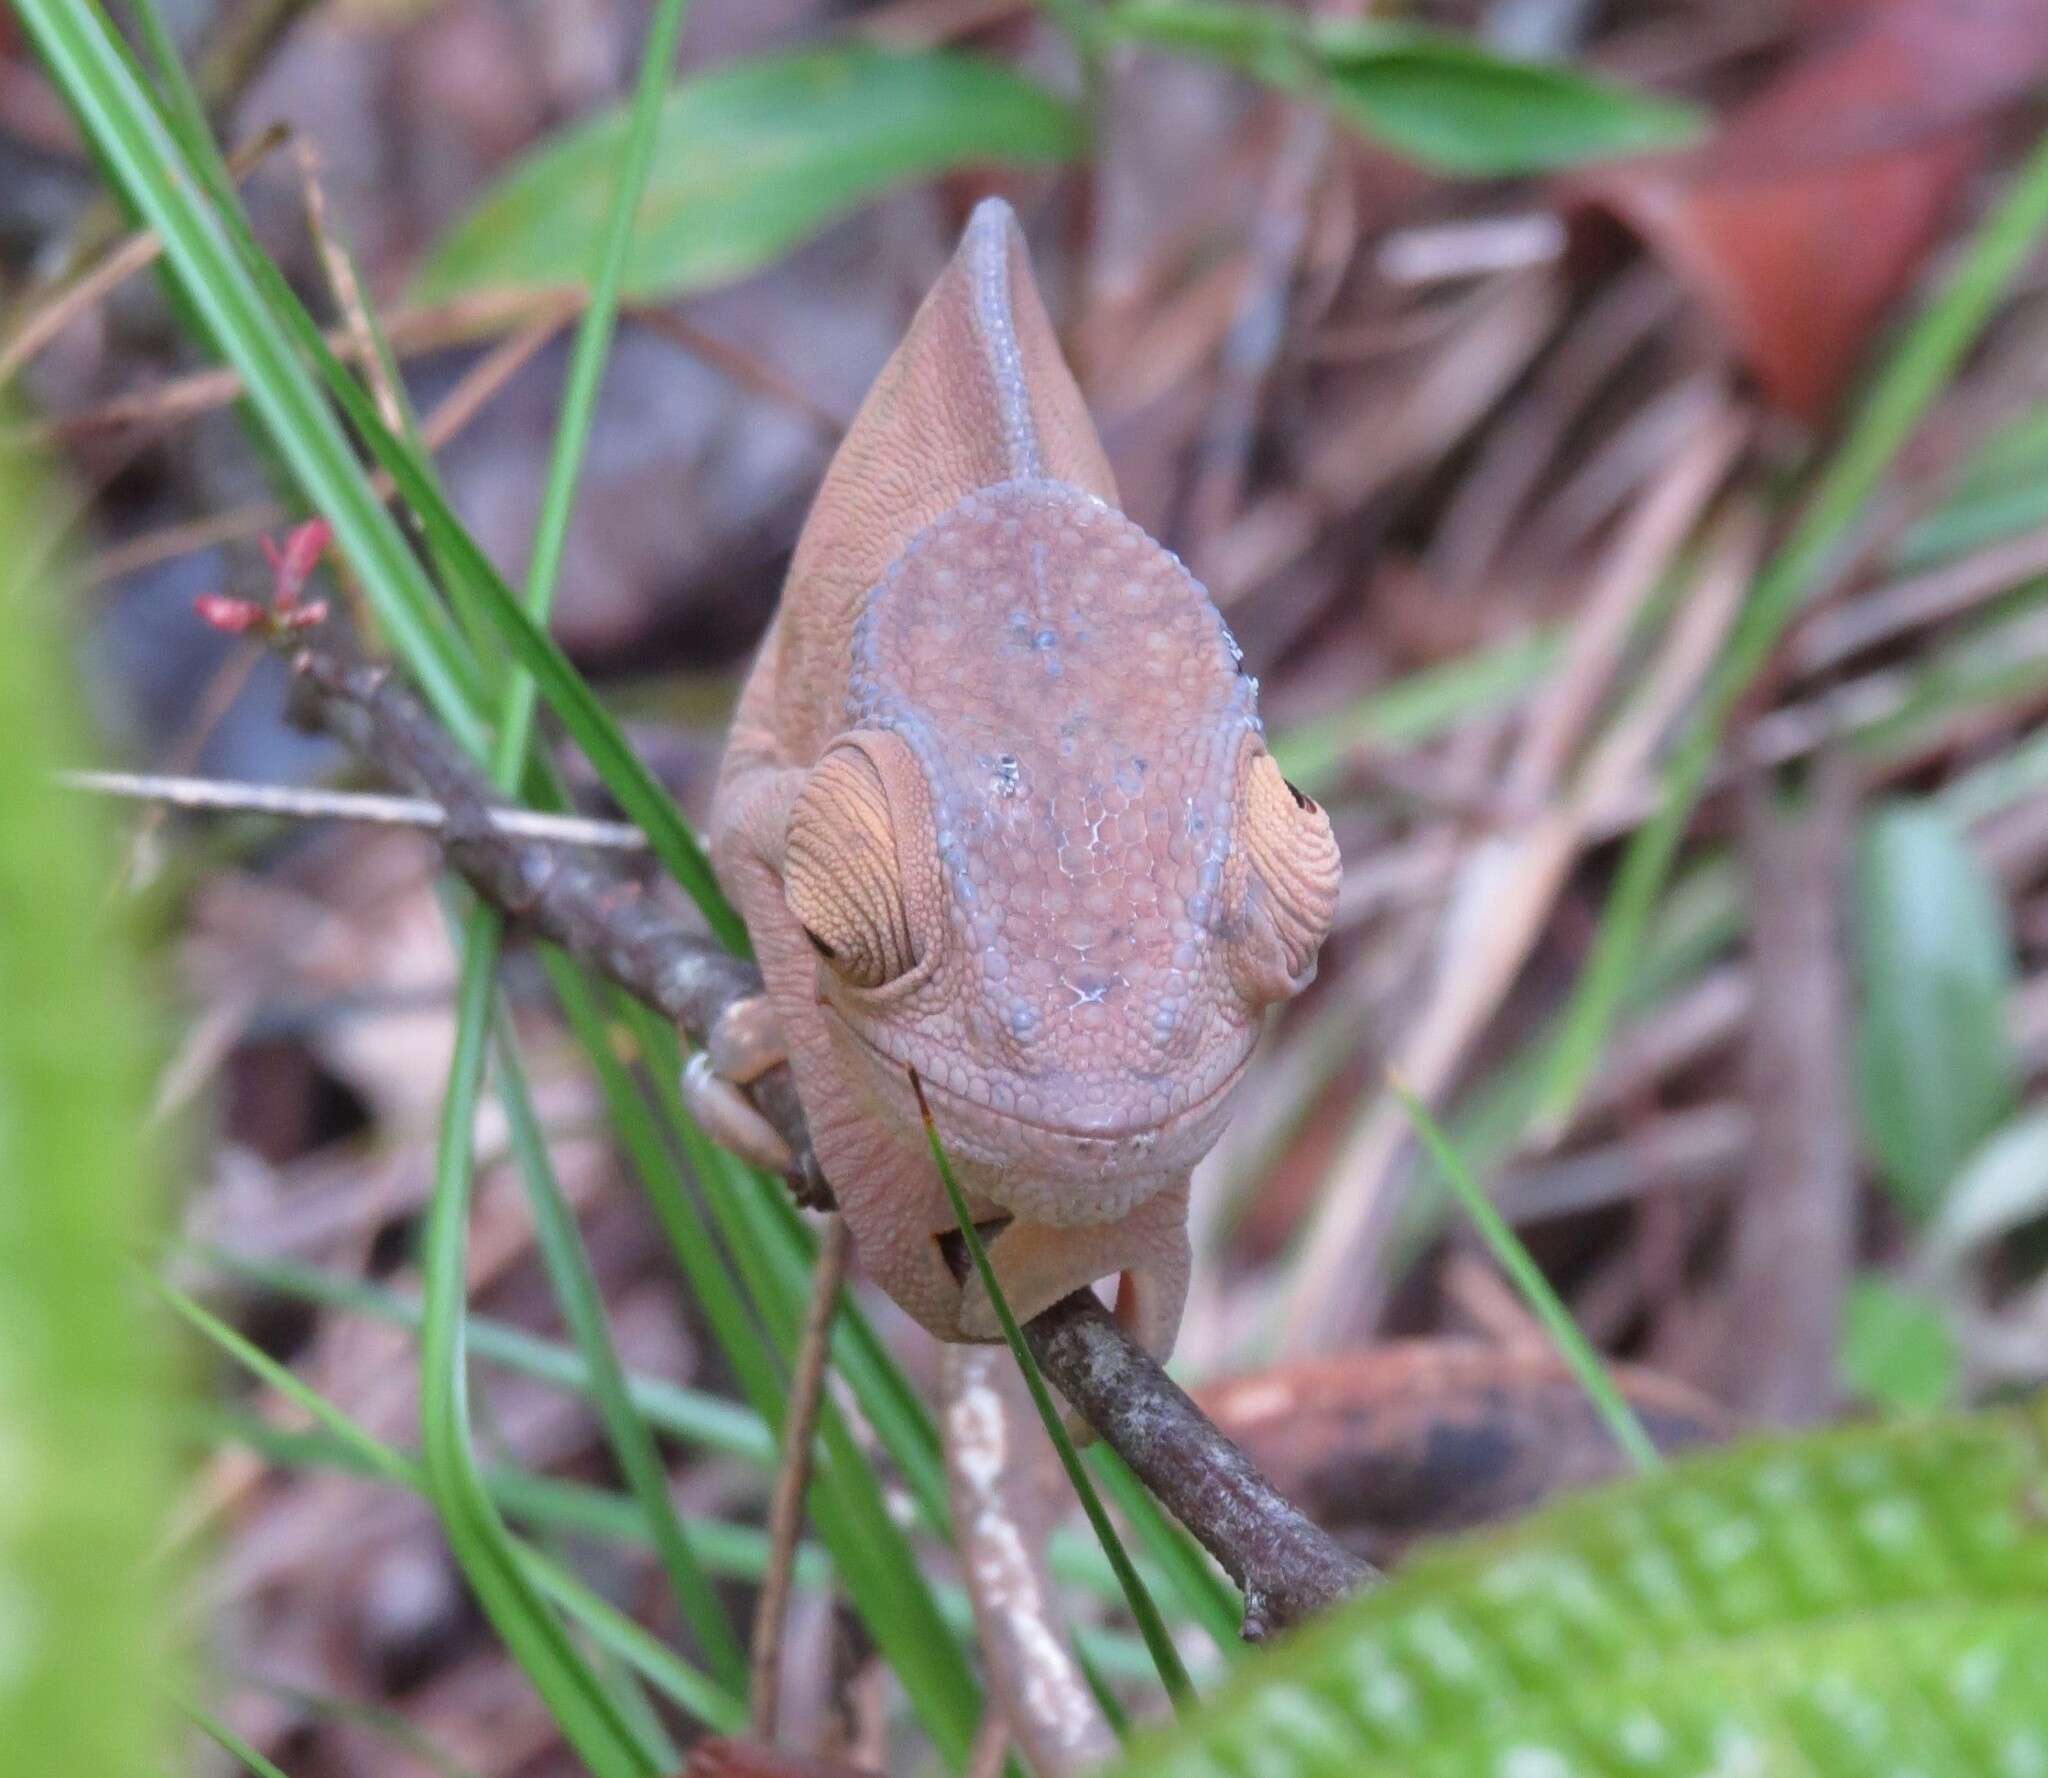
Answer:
[681, 1048, 795, 1174]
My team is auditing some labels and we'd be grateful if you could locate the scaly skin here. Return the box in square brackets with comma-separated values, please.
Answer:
[704, 199, 1339, 1356]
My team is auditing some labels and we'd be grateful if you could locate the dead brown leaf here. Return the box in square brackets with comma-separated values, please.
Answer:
[1572, 0, 2048, 421]
[1199, 1341, 1728, 1560]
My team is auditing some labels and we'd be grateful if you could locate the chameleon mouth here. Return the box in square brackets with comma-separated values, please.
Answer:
[823, 1003, 1251, 1146]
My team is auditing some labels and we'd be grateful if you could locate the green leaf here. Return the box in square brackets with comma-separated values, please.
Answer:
[1853, 802, 2019, 1218]
[1108, 3, 1703, 175]
[415, 46, 1082, 303]
[1100, 1401, 2048, 1776]
[0, 437, 172, 1775]
[1309, 23, 1705, 176]
[1841, 1275, 1961, 1415]
[1105, 0, 1309, 85]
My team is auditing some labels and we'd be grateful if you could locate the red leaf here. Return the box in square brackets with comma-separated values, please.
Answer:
[1569, 0, 2048, 421]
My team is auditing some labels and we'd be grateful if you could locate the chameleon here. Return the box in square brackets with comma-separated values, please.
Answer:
[686, 197, 1340, 1363]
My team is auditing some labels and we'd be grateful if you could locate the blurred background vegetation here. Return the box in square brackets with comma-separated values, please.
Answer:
[5, 0, 2048, 1773]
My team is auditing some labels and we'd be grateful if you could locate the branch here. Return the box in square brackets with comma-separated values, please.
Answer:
[1024, 1291, 1372, 1639]
[276, 620, 1368, 1637]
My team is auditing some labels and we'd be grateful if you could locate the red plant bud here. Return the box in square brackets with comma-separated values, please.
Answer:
[193, 595, 266, 634]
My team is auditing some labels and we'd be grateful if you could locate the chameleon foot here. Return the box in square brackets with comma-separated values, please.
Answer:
[680, 993, 794, 1173]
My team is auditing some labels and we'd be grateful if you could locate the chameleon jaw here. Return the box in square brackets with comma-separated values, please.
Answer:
[821, 1002, 1249, 1225]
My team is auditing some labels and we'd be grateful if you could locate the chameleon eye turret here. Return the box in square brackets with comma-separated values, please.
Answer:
[783, 746, 918, 991]
[1231, 750, 1342, 1004]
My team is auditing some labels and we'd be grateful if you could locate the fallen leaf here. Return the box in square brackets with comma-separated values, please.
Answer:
[1198, 1341, 1727, 1559]
[1571, 0, 2048, 421]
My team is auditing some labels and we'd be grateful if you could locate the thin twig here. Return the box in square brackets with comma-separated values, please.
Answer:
[0, 125, 290, 385]
[749, 1216, 851, 1743]
[21, 289, 575, 446]
[83, 312, 568, 589]
[59, 768, 650, 850]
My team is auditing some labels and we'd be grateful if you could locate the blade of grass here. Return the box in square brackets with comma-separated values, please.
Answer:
[186, 1257, 1181, 1618]
[634, 1015, 951, 1531]
[189, 1403, 1174, 1684]
[674, 1116, 990, 1754]
[409, 0, 739, 1738]
[558, 979, 985, 1762]
[15, 0, 488, 750]
[187, 1702, 295, 1778]
[1532, 124, 2048, 1134]
[1084, 1445, 1241, 1657]
[493, 1008, 747, 1689]
[27, 1, 747, 946]
[420, 918, 662, 1778]
[911, 1071, 1195, 1713]
[162, 1279, 747, 1735]
[494, 0, 690, 781]
[182, 1405, 817, 1582]
[189, 1244, 774, 1462]
[1391, 1078, 1660, 1474]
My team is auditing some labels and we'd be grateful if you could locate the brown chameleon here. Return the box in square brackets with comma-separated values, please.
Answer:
[685, 198, 1340, 1361]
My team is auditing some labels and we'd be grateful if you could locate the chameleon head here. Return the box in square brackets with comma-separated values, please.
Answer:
[778, 479, 1341, 1233]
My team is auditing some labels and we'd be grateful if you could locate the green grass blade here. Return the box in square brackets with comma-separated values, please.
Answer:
[1392, 1081, 1660, 1474]
[188, 1261, 1188, 1624]
[0, 436, 172, 1778]
[192, 1245, 775, 1461]
[188, 1702, 296, 1778]
[14, 0, 488, 750]
[1085, 1445, 1242, 1657]
[412, 0, 735, 1740]
[634, 1016, 952, 1531]
[555, 978, 985, 1762]
[673, 1114, 990, 1753]
[1532, 123, 2048, 1133]
[194, 1400, 1170, 1687]
[494, 0, 689, 780]
[165, 1290, 747, 1734]
[420, 915, 662, 1778]
[25, 0, 748, 946]
[188, 1405, 820, 1584]
[161, 1281, 413, 1486]
[493, 1010, 747, 1687]
[913, 1074, 1195, 1711]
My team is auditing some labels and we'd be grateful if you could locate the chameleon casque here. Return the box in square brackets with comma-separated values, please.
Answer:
[689, 197, 1340, 1363]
